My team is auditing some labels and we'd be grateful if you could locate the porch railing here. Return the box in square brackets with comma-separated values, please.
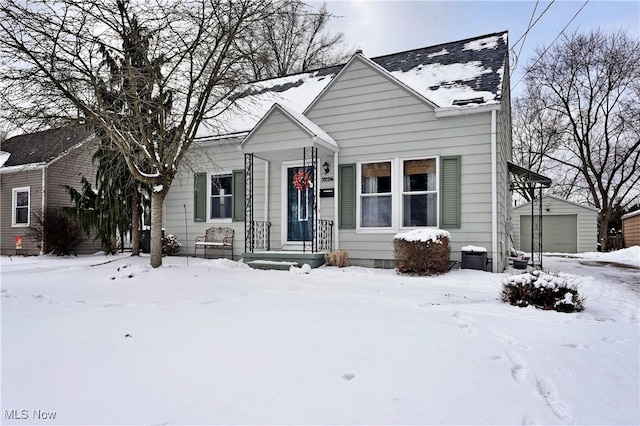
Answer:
[251, 220, 271, 251]
[317, 219, 334, 251]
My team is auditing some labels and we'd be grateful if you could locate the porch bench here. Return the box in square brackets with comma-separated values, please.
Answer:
[195, 227, 234, 260]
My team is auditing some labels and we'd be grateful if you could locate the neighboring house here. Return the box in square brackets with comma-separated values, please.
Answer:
[512, 195, 598, 254]
[621, 210, 640, 248]
[0, 123, 100, 255]
[165, 31, 515, 272]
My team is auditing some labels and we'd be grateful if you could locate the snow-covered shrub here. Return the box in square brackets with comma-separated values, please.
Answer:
[325, 249, 349, 267]
[394, 229, 451, 275]
[162, 234, 182, 256]
[500, 270, 585, 313]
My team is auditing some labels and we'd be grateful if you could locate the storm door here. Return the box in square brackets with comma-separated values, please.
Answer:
[286, 166, 314, 242]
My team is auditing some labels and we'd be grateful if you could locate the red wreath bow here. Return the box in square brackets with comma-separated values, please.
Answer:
[293, 169, 312, 191]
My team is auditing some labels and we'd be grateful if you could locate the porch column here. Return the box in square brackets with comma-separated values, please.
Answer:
[244, 153, 254, 253]
[333, 151, 339, 250]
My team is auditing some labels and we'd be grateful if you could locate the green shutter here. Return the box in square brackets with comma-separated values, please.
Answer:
[194, 172, 207, 222]
[232, 169, 245, 222]
[339, 163, 356, 229]
[440, 156, 461, 229]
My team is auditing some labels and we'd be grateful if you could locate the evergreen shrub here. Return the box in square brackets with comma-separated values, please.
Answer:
[162, 234, 182, 256]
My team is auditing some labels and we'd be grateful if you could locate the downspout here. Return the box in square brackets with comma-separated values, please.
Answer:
[264, 159, 269, 222]
[333, 151, 339, 250]
[41, 166, 46, 254]
[491, 110, 498, 272]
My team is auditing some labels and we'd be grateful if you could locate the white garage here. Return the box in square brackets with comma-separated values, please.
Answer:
[512, 195, 598, 254]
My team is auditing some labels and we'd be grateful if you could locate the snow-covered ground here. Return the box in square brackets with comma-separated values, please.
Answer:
[1, 247, 639, 425]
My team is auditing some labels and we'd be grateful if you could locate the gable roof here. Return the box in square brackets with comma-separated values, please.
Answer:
[207, 31, 508, 137]
[1, 124, 92, 168]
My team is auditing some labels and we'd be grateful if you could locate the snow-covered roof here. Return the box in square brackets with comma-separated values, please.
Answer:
[275, 103, 338, 151]
[204, 31, 508, 137]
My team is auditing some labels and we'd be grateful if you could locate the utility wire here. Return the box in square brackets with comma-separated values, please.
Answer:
[511, 0, 542, 75]
[513, 0, 590, 91]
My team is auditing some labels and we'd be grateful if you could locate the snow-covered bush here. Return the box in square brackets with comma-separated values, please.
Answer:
[394, 229, 451, 275]
[500, 270, 585, 313]
[162, 234, 182, 256]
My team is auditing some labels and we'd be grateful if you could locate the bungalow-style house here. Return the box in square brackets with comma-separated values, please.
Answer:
[165, 31, 514, 272]
[0, 123, 100, 255]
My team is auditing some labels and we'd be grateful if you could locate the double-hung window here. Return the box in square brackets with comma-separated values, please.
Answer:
[12, 187, 30, 226]
[360, 161, 392, 228]
[402, 159, 437, 227]
[357, 157, 438, 230]
[210, 174, 232, 220]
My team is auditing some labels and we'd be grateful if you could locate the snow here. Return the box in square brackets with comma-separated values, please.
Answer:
[463, 34, 504, 51]
[0, 151, 10, 167]
[1, 249, 638, 425]
[394, 228, 451, 243]
[462, 245, 488, 253]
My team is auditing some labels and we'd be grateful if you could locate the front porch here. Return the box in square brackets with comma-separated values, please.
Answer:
[240, 103, 340, 269]
[243, 251, 328, 270]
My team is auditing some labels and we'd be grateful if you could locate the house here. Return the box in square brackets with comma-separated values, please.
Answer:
[622, 210, 640, 248]
[165, 31, 514, 272]
[0, 123, 100, 255]
[512, 195, 598, 254]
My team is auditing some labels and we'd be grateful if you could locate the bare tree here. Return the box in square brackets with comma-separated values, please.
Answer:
[512, 84, 567, 202]
[520, 29, 640, 251]
[0, 0, 276, 267]
[242, 1, 350, 79]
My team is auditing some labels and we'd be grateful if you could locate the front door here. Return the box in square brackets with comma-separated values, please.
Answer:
[287, 166, 314, 242]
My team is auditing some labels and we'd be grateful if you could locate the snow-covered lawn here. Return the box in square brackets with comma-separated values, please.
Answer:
[1, 248, 639, 425]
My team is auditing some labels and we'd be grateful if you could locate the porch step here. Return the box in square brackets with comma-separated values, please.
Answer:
[247, 260, 298, 271]
[242, 251, 326, 269]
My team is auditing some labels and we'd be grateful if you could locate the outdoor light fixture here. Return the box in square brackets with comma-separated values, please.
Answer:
[322, 162, 330, 174]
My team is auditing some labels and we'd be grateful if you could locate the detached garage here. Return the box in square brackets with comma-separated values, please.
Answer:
[512, 195, 598, 254]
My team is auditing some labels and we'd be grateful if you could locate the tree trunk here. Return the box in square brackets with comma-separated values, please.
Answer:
[150, 190, 165, 268]
[131, 187, 140, 256]
[598, 212, 611, 252]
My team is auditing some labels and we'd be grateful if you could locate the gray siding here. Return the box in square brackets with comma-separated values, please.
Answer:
[165, 143, 262, 258]
[306, 57, 496, 266]
[46, 139, 100, 254]
[1, 168, 43, 255]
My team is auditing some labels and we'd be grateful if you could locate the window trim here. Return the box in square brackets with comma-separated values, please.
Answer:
[207, 172, 233, 223]
[401, 157, 439, 228]
[12, 186, 31, 227]
[356, 156, 440, 233]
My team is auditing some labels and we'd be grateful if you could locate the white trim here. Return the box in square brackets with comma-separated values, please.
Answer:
[491, 110, 498, 272]
[622, 210, 640, 220]
[280, 161, 322, 247]
[356, 155, 440, 233]
[0, 163, 46, 174]
[333, 151, 339, 250]
[207, 171, 233, 223]
[356, 158, 394, 231]
[11, 186, 31, 227]
[435, 103, 501, 118]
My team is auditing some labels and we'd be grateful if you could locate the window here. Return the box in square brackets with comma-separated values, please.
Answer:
[12, 187, 30, 226]
[402, 159, 437, 226]
[360, 161, 392, 227]
[356, 157, 439, 231]
[210, 174, 232, 219]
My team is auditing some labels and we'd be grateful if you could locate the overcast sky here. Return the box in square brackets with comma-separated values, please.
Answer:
[311, 0, 640, 94]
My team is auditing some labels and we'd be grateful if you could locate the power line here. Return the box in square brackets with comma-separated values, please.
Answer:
[510, 0, 554, 76]
[512, 0, 590, 91]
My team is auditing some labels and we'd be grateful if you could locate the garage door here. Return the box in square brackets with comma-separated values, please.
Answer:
[520, 214, 577, 253]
